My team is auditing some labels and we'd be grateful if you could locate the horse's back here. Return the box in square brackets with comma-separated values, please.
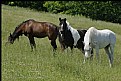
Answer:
[31, 21, 58, 33]
[85, 27, 116, 48]
[99, 29, 116, 44]
[25, 20, 58, 39]
[89, 27, 116, 43]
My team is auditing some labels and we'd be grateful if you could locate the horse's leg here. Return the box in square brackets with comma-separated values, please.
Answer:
[76, 42, 87, 63]
[83, 55, 86, 64]
[76, 41, 84, 54]
[95, 47, 100, 63]
[64, 46, 68, 53]
[60, 43, 66, 52]
[70, 46, 73, 53]
[81, 43, 85, 55]
[51, 40, 57, 51]
[104, 45, 112, 67]
[109, 45, 114, 67]
[90, 48, 94, 60]
[28, 36, 36, 51]
[58, 34, 65, 52]
[78, 48, 86, 63]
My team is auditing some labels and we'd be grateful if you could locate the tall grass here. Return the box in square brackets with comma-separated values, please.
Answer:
[2, 4, 121, 81]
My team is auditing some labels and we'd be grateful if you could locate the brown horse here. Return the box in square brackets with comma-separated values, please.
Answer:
[7, 19, 59, 51]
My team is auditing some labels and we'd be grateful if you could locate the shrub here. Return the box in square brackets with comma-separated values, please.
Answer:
[2, 1, 121, 24]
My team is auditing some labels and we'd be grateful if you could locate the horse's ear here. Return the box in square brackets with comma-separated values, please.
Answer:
[64, 18, 66, 21]
[59, 18, 61, 21]
[10, 33, 12, 36]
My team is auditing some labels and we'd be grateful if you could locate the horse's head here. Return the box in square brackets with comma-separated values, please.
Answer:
[59, 18, 68, 34]
[7, 26, 22, 44]
[8, 33, 16, 44]
[59, 18, 69, 41]
[84, 42, 92, 58]
[84, 27, 98, 58]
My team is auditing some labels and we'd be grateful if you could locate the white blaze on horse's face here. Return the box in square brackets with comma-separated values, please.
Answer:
[60, 24, 64, 32]
[84, 43, 91, 58]
[59, 29, 63, 37]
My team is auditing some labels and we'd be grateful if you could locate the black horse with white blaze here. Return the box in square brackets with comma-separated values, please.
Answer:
[58, 18, 93, 55]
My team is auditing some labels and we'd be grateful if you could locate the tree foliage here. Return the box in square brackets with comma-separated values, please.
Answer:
[2, 1, 121, 24]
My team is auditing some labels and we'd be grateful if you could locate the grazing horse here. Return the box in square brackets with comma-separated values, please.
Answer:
[58, 18, 93, 55]
[6, 19, 59, 51]
[83, 27, 116, 67]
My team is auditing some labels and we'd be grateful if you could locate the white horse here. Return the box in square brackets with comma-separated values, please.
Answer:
[83, 27, 116, 67]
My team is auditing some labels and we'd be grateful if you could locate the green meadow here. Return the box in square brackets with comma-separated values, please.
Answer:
[2, 4, 121, 81]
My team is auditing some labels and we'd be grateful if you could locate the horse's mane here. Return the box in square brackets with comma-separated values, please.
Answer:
[88, 27, 97, 32]
[84, 27, 97, 44]
[15, 19, 35, 31]
[66, 21, 74, 30]
[88, 27, 97, 36]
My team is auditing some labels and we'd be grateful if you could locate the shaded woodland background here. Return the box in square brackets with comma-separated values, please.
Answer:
[2, 1, 121, 24]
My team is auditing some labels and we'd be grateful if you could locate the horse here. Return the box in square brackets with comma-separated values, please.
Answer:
[58, 18, 93, 56]
[6, 19, 59, 51]
[83, 27, 116, 67]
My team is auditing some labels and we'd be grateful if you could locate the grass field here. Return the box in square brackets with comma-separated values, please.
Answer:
[2, 4, 121, 81]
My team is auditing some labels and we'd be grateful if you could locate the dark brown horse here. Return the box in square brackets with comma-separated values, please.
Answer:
[7, 19, 59, 51]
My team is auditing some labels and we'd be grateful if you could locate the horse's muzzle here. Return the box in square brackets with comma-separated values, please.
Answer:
[60, 31, 64, 34]
[8, 40, 14, 44]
